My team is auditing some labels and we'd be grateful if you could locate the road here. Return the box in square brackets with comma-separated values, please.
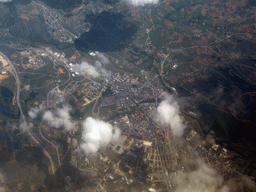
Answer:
[92, 84, 107, 117]
[0, 52, 24, 120]
[0, 52, 56, 174]
[27, 129, 56, 174]
[39, 120, 61, 167]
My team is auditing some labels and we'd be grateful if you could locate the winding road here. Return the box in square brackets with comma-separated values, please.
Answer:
[0, 52, 24, 120]
[0, 52, 56, 174]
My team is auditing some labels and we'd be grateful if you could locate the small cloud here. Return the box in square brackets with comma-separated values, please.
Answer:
[155, 93, 185, 136]
[124, 0, 159, 6]
[73, 61, 110, 79]
[211, 85, 245, 116]
[24, 85, 30, 91]
[78, 117, 120, 154]
[0, 0, 12, 2]
[97, 53, 110, 64]
[0, 171, 6, 192]
[225, 176, 256, 192]
[28, 102, 46, 119]
[174, 159, 229, 192]
[95, 61, 110, 78]
[19, 121, 32, 132]
[43, 105, 74, 131]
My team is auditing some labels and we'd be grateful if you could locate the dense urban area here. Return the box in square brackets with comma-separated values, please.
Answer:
[0, 0, 255, 191]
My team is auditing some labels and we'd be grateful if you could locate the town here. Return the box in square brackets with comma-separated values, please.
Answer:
[0, 45, 243, 191]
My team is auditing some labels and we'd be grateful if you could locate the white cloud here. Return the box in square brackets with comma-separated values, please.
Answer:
[24, 85, 30, 91]
[97, 53, 110, 64]
[95, 61, 110, 78]
[124, 0, 159, 6]
[0, 0, 12, 2]
[19, 121, 32, 132]
[154, 94, 255, 192]
[42, 105, 74, 131]
[174, 159, 229, 192]
[224, 176, 256, 192]
[79, 117, 120, 154]
[73, 61, 110, 79]
[155, 93, 185, 136]
[28, 102, 46, 119]
[0, 171, 6, 192]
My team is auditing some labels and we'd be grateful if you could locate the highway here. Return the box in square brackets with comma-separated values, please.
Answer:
[27, 129, 56, 174]
[39, 120, 61, 167]
[0, 52, 56, 174]
[92, 84, 107, 117]
[0, 52, 24, 120]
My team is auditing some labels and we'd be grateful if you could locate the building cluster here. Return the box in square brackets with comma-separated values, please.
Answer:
[0, 53, 15, 80]
[67, 71, 179, 190]
[48, 88, 63, 107]
[66, 67, 236, 191]
[70, 132, 139, 191]
[67, 63, 79, 77]
[0, 55, 9, 75]
[43, 48, 82, 78]
[101, 73, 162, 111]
[23, 53, 235, 191]
[43, 7, 77, 43]
[5, 46, 241, 191]
[72, 82, 104, 108]
[11, 50, 46, 69]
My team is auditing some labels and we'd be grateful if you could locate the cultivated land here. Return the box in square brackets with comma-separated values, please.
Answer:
[0, 0, 255, 191]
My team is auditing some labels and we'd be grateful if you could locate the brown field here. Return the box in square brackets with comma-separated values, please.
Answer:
[0, 74, 9, 80]
[58, 67, 66, 74]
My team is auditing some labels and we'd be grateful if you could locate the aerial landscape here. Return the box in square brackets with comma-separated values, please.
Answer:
[0, 0, 255, 191]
